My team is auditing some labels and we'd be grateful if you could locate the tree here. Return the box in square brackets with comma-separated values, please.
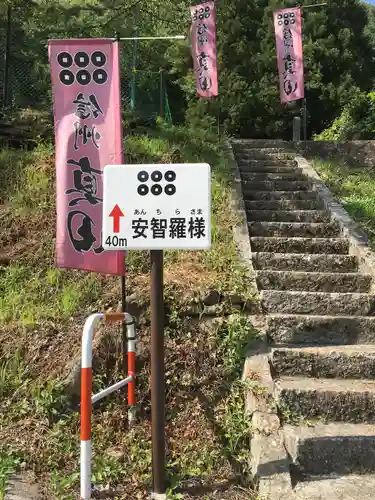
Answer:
[2, 0, 375, 138]
[174, 0, 375, 138]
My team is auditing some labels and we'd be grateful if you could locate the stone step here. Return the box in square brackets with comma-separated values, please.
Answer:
[242, 180, 311, 191]
[246, 210, 329, 223]
[294, 473, 375, 500]
[267, 314, 375, 345]
[261, 290, 374, 315]
[246, 199, 323, 211]
[236, 152, 295, 160]
[236, 149, 294, 156]
[271, 345, 375, 379]
[284, 422, 375, 476]
[248, 222, 340, 238]
[256, 270, 372, 292]
[275, 376, 375, 423]
[253, 253, 357, 272]
[235, 146, 293, 154]
[232, 139, 291, 149]
[243, 190, 318, 201]
[238, 161, 297, 169]
[250, 236, 348, 254]
[241, 172, 304, 181]
[238, 164, 299, 173]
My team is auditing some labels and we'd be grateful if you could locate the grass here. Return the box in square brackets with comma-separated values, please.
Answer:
[0, 144, 105, 328]
[0, 122, 258, 498]
[0, 450, 21, 500]
[313, 158, 375, 248]
[0, 316, 256, 499]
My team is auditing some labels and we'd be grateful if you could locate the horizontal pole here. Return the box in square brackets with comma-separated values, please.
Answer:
[91, 376, 132, 404]
[301, 2, 328, 9]
[112, 35, 185, 41]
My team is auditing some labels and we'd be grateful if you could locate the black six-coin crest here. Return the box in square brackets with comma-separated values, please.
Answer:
[277, 12, 296, 26]
[192, 6, 211, 22]
[137, 170, 177, 197]
[57, 50, 108, 86]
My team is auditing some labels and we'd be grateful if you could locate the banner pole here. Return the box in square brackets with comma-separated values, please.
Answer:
[217, 95, 220, 140]
[303, 97, 307, 154]
[159, 69, 165, 119]
[3, 5, 11, 109]
[150, 249, 165, 495]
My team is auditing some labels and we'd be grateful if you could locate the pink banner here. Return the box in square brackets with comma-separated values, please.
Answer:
[190, 1, 218, 98]
[48, 38, 125, 276]
[274, 7, 304, 103]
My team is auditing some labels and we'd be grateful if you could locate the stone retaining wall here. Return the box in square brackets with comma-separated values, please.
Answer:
[294, 140, 375, 167]
[234, 139, 375, 168]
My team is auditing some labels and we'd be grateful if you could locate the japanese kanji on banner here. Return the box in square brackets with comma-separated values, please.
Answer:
[48, 38, 125, 275]
[274, 7, 304, 103]
[190, 1, 218, 98]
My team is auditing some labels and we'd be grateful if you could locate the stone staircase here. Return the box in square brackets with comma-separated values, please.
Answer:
[232, 140, 375, 499]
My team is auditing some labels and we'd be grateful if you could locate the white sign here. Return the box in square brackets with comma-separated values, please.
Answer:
[102, 163, 211, 250]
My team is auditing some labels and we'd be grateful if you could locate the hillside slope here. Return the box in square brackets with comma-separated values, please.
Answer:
[0, 125, 258, 499]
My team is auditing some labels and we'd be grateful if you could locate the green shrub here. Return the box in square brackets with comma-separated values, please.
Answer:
[315, 91, 375, 140]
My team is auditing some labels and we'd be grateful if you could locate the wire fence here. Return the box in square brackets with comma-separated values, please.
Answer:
[0, 8, 172, 124]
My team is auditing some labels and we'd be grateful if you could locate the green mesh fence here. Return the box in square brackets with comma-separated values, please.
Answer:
[0, 8, 172, 124]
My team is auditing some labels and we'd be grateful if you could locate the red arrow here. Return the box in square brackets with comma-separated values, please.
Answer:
[109, 204, 124, 233]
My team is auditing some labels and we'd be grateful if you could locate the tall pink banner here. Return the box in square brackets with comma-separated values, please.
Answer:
[48, 39, 125, 276]
[274, 7, 304, 103]
[190, 1, 218, 98]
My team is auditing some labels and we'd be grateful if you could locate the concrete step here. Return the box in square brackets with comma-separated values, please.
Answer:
[275, 376, 375, 423]
[253, 253, 357, 272]
[271, 345, 375, 379]
[245, 200, 322, 211]
[242, 180, 311, 191]
[295, 473, 375, 500]
[267, 314, 375, 345]
[250, 236, 349, 254]
[246, 210, 329, 223]
[238, 164, 299, 173]
[243, 190, 318, 201]
[256, 270, 372, 292]
[261, 290, 374, 315]
[284, 422, 375, 476]
[241, 172, 304, 181]
[248, 222, 340, 238]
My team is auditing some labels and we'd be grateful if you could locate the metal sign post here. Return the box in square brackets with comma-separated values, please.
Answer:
[151, 249, 165, 494]
[102, 163, 211, 495]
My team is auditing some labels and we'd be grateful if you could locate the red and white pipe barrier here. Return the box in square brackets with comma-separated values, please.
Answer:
[80, 312, 136, 500]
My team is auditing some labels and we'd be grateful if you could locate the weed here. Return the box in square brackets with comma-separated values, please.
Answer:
[276, 399, 314, 427]
[0, 263, 103, 327]
[313, 159, 375, 248]
[0, 351, 28, 399]
[0, 449, 21, 500]
[216, 317, 256, 377]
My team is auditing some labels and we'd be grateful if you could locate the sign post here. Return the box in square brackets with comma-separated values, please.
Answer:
[102, 163, 211, 495]
[150, 249, 165, 494]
